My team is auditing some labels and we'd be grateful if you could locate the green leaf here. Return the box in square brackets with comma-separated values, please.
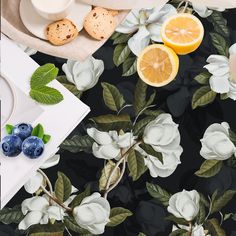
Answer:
[195, 160, 223, 178]
[91, 114, 131, 124]
[113, 33, 132, 45]
[196, 201, 206, 224]
[208, 11, 230, 38]
[194, 72, 211, 85]
[101, 82, 125, 111]
[211, 190, 236, 214]
[110, 32, 122, 40]
[69, 185, 91, 208]
[229, 129, 236, 146]
[99, 161, 120, 191]
[29, 223, 65, 236]
[0, 205, 24, 224]
[127, 149, 147, 181]
[54, 172, 72, 202]
[200, 193, 210, 208]
[192, 86, 217, 109]
[31, 64, 59, 89]
[133, 116, 155, 137]
[113, 44, 131, 66]
[122, 57, 137, 77]
[31, 124, 44, 139]
[144, 109, 164, 117]
[139, 143, 163, 163]
[107, 207, 133, 227]
[64, 216, 91, 235]
[134, 79, 148, 115]
[206, 218, 226, 236]
[165, 215, 188, 225]
[42, 134, 51, 144]
[226, 155, 236, 168]
[220, 93, 228, 100]
[169, 229, 189, 236]
[210, 33, 229, 57]
[30, 86, 63, 105]
[146, 182, 171, 206]
[5, 124, 14, 134]
[60, 135, 93, 153]
[146, 90, 156, 106]
[138, 233, 146, 236]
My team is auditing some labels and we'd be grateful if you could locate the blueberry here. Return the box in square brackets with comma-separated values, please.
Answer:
[1, 135, 22, 157]
[12, 123, 33, 141]
[22, 136, 44, 159]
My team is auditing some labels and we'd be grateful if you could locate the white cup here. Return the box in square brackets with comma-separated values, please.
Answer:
[31, 0, 75, 21]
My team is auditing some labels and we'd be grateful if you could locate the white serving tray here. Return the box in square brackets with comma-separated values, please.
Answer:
[0, 35, 90, 208]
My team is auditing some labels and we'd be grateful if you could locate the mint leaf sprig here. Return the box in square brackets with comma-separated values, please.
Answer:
[29, 64, 63, 105]
[32, 124, 51, 144]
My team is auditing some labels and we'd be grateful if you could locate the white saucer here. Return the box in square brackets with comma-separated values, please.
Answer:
[0, 76, 16, 127]
[20, 0, 92, 40]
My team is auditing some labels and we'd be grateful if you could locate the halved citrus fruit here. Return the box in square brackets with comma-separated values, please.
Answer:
[161, 13, 204, 55]
[137, 44, 179, 87]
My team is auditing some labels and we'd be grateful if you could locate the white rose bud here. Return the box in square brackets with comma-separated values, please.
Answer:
[200, 122, 236, 161]
[73, 193, 110, 235]
[168, 190, 200, 221]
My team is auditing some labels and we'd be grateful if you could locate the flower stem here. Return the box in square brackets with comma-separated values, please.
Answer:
[40, 184, 73, 212]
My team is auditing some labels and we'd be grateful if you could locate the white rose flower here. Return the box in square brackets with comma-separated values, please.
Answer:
[87, 128, 136, 160]
[116, 4, 177, 56]
[204, 43, 236, 100]
[200, 122, 236, 161]
[168, 190, 200, 221]
[73, 192, 110, 235]
[172, 224, 210, 236]
[19, 194, 75, 230]
[62, 56, 104, 91]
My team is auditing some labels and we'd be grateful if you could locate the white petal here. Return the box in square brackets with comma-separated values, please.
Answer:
[87, 128, 113, 145]
[128, 27, 150, 56]
[18, 211, 45, 230]
[92, 143, 120, 160]
[40, 154, 60, 169]
[92, 57, 104, 78]
[24, 172, 43, 194]
[47, 206, 64, 221]
[209, 75, 230, 93]
[148, 23, 162, 42]
[74, 69, 97, 91]
[117, 132, 135, 148]
[62, 60, 75, 84]
[192, 2, 213, 17]
[229, 43, 236, 55]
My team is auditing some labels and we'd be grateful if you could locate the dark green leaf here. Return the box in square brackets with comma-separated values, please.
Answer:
[133, 116, 155, 137]
[29, 223, 65, 236]
[139, 143, 163, 163]
[113, 33, 132, 45]
[196, 201, 206, 224]
[165, 215, 188, 225]
[211, 190, 236, 214]
[195, 160, 223, 178]
[144, 109, 164, 116]
[146, 182, 171, 206]
[210, 33, 229, 57]
[208, 11, 230, 38]
[229, 129, 236, 146]
[54, 172, 72, 202]
[206, 218, 226, 236]
[192, 86, 217, 109]
[134, 79, 148, 115]
[31, 64, 59, 89]
[64, 216, 91, 235]
[220, 93, 228, 100]
[5, 124, 14, 135]
[146, 90, 156, 106]
[101, 82, 125, 111]
[138, 233, 146, 236]
[127, 149, 147, 181]
[0, 205, 24, 224]
[69, 185, 91, 208]
[194, 72, 211, 85]
[169, 229, 189, 236]
[91, 114, 131, 124]
[226, 156, 236, 168]
[200, 193, 210, 208]
[107, 207, 133, 227]
[32, 124, 44, 139]
[60, 135, 93, 153]
[110, 32, 122, 40]
[113, 44, 131, 66]
[42, 134, 51, 144]
[122, 57, 137, 76]
[30, 86, 63, 105]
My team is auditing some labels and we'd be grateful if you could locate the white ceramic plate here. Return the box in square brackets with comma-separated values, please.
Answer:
[20, 0, 92, 40]
[0, 76, 16, 127]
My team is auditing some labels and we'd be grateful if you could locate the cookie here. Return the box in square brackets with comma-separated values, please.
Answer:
[108, 9, 119, 16]
[46, 19, 78, 46]
[84, 7, 116, 40]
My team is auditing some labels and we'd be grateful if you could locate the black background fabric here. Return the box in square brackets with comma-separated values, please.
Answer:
[1, 9, 236, 236]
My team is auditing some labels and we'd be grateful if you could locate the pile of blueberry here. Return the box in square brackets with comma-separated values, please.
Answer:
[1, 123, 50, 159]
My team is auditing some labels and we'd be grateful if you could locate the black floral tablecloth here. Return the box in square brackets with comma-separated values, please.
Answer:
[1, 5, 236, 236]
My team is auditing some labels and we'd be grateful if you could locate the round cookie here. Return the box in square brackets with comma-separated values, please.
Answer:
[46, 19, 78, 46]
[84, 7, 116, 40]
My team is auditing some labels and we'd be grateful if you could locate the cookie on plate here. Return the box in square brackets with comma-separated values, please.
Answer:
[46, 19, 78, 46]
[84, 7, 116, 40]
